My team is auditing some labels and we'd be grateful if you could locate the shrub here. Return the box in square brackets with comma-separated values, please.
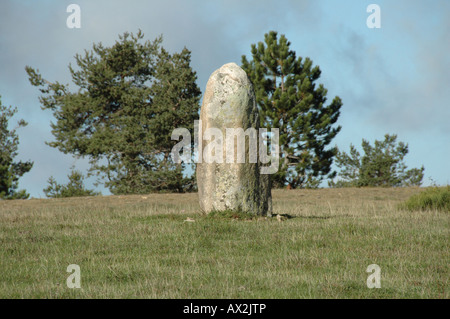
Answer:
[43, 169, 100, 198]
[330, 134, 424, 188]
[399, 186, 450, 212]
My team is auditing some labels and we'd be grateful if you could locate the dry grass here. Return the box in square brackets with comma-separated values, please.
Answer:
[0, 187, 448, 298]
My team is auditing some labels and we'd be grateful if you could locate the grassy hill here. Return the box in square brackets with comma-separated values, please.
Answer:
[0, 187, 448, 298]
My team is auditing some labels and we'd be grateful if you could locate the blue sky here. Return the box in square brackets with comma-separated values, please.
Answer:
[1, 0, 449, 197]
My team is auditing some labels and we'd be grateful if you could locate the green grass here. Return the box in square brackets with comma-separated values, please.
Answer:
[0, 188, 448, 298]
[399, 186, 450, 212]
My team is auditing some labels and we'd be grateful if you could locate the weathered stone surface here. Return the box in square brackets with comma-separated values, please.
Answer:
[260, 174, 272, 217]
[197, 63, 272, 216]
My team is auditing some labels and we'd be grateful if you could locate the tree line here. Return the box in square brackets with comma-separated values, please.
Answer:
[0, 30, 424, 199]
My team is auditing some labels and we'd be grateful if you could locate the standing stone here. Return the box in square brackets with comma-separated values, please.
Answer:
[197, 63, 272, 216]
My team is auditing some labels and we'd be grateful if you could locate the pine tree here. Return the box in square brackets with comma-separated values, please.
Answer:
[242, 31, 342, 188]
[0, 96, 33, 199]
[330, 134, 425, 187]
[26, 31, 201, 194]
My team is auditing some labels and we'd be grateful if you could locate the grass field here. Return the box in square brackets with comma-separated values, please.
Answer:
[0, 187, 448, 298]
